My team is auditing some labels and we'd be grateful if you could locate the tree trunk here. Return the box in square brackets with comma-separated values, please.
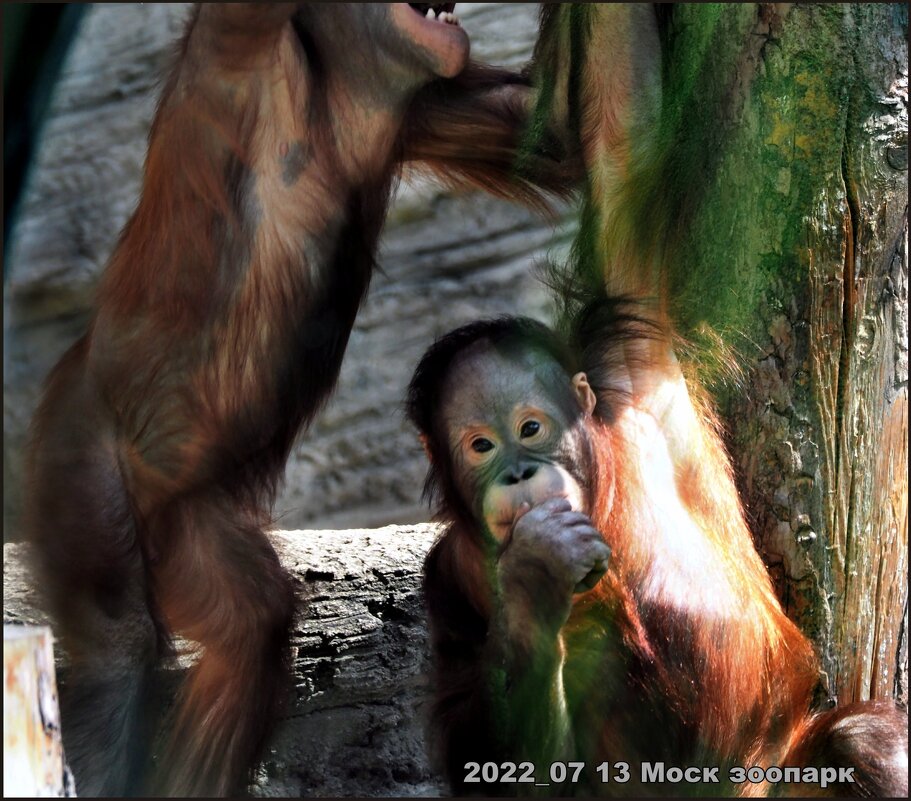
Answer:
[659, 4, 907, 705]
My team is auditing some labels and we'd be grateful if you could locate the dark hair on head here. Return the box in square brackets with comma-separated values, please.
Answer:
[405, 316, 576, 439]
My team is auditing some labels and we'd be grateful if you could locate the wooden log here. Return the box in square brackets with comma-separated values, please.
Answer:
[3, 525, 445, 797]
[3, 625, 74, 797]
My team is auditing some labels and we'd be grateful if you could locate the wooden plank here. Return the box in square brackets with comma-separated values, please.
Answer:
[3, 625, 74, 797]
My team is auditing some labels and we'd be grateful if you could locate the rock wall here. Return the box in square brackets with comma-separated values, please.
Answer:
[3, 2, 573, 537]
[4, 526, 444, 797]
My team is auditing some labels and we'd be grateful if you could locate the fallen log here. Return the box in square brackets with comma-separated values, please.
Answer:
[3, 525, 446, 797]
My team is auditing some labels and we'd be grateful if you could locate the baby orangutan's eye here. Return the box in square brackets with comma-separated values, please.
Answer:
[471, 437, 494, 453]
[520, 420, 541, 439]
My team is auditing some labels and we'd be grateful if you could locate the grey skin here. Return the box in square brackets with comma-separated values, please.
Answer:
[439, 343, 611, 634]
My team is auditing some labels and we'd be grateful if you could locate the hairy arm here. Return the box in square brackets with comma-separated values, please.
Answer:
[553, 2, 750, 612]
[529, 4, 705, 480]
[400, 61, 583, 215]
[423, 531, 506, 792]
[425, 503, 608, 794]
[542, 5, 818, 755]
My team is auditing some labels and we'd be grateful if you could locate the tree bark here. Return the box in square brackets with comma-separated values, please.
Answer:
[659, 4, 907, 706]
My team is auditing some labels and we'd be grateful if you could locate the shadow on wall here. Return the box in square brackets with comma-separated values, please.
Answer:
[3, 3, 85, 266]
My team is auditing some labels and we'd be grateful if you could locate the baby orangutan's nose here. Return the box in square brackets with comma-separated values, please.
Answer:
[501, 463, 539, 485]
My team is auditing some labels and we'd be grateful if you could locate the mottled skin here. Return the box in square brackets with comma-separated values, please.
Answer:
[440, 344, 610, 687]
[24, 4, 576, 796]
[439, 343, 598, 543]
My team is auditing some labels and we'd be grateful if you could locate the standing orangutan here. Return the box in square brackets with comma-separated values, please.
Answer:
[23, 4, 576, 796]
[407, 4, 908, 797]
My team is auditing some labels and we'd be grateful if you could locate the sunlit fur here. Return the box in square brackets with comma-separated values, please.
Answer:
[410, 314, 823, 795]
[581, 405, 818, 777]
[413, 4, 907, 797]
[532, 7, 907, 792]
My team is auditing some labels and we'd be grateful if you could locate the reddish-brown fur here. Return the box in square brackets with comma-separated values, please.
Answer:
[23, 5, 576, 796]
[580, 409, 819, 781]
[412, 4, 907, 797]
[414, 309, 906, 797]
[411, 313, 817, 792]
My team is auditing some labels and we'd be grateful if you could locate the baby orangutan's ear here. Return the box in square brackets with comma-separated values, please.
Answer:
[572, 372, 597, 416]
[419, 434, 433, 462]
